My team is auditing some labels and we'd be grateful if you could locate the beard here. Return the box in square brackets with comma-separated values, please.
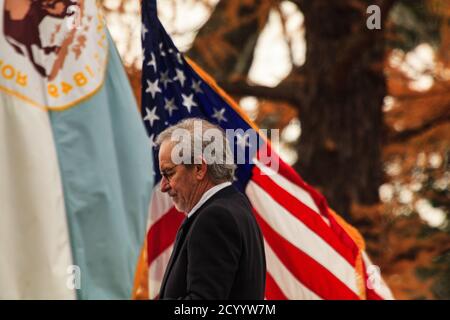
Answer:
[172, 196, 188, 213]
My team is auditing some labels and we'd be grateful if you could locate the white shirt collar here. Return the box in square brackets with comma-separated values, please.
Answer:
[187, 182, 232, 218]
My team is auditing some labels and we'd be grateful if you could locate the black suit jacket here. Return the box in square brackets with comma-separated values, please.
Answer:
[159, 185, 266, 300]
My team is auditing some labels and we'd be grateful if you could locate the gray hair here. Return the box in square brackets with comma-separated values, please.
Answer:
[156, 118, 236, 183]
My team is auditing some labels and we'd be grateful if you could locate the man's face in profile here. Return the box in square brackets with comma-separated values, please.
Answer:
[158, 140, 197, 213]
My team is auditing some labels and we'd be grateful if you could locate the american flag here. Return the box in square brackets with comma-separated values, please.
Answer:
[135, 0, 394, 300]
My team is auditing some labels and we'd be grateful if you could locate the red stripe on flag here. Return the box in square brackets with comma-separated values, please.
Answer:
[252, 166, 356, 266]
[258, 144, 332, 220]
[265, 272, 287, 300]
[253, 209, 360, 300]
[265, 272, 288, 300]
[147, 207, 185, 264]
[256, 143, 306, 190]
[256, 144, 361, 260]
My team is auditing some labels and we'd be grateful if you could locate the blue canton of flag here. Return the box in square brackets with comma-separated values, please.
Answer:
[141, 0, 256, 192]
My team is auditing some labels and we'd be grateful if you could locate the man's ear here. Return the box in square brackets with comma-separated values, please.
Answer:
[194, 161, 208, 180]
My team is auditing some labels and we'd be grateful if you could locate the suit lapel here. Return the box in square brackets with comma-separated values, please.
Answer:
[159, 217, 189, 297]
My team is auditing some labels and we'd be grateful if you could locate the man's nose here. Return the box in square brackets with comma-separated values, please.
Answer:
[160, 176, 170, 193]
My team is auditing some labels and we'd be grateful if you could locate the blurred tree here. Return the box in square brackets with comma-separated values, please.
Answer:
[186, 0, 449, 219]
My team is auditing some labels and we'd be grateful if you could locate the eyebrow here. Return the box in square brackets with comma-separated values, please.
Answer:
[160, 165, 176, 172]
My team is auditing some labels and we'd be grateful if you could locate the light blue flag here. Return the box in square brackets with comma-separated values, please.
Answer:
[49, 33, 153, 299]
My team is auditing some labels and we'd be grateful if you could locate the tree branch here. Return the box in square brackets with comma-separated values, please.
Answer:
[387, 112, 450, 143]
[218, 66, 307, 110]
[218, 80, 297, 102]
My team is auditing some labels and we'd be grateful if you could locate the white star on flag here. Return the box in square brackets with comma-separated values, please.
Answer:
[145, 79, 161, 98]
[144, 107, 160, 127]
[160, 70, 172, 88]
[147, 53, 157, 72]
[181, 93, 197, 113]
[159, 43, 166, 56]
[191, 80, 203, 94]
[173, 68, 186, 87]
[212, 108, 227, 123]
[164, 98, 178, 116]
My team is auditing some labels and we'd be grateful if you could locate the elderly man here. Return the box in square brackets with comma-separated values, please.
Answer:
[156, 118, 266, 300]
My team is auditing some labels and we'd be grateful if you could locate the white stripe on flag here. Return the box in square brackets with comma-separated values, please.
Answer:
[148, 244, 173, 299]
[264, 240, 322, 300]
[253, 158, 330, 226]
[147, 183, 175, 229]
[0, 102, 75, 299]
[246, 181, 359, 295]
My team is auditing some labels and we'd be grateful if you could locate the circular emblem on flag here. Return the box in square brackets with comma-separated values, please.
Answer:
[0, 0, 108, 110]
